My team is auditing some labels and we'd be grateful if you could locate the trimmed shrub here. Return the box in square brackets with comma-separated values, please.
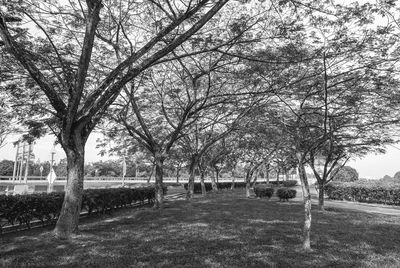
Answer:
[254, 184, 274, 199]
[282, 180, 297, 187]
[0, 186, 165, 232]
[276, 188, 297, 201]
[325, 180, 400, 205]
[269, 181, 284, 186]
[183, 182, 246, 193]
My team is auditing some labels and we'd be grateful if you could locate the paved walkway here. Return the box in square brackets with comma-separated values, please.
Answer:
[293, 186, 400, 216]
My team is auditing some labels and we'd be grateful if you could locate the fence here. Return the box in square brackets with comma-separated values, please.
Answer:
[0, 176, 245, 183]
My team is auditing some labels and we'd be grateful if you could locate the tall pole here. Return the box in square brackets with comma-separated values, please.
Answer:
[48, 146, 56, 192]
[12, 142, 20, 182]
[24, 143, 32, 184]
[50, 147, 55, 181]
[19, 142, 26, 183]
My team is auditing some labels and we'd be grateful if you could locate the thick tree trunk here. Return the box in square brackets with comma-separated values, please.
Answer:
[186, 154, 198, 199]
[265, 165, 270, 184]
[245, 169, 251, 198]
[276, 169, 280, 182]
[216, 169, 220, 184]
[154, 154, 164, 209]
[318, 183, 325, 211]
[297, 156, 312, 252]
[54, 141, 85, 239]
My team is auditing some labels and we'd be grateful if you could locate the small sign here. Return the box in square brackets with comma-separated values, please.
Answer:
[46, 168, 57, 184]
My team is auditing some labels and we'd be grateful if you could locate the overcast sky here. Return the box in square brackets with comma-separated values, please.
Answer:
[0, 134, 399, 179]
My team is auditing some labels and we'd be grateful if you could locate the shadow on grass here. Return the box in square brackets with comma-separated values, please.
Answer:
[2, 190, 400, 267]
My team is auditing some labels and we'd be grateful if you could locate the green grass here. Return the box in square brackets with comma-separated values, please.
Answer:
[1, 189, 400, 268]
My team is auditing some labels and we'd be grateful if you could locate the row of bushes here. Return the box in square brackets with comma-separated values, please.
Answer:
[254, 184, 297, 201]
[267, 180, 298, 187]
[325, 180, 400, 205]
[0, 186, 166, 232]
[183, 182, 247, 193]
[183, 180, 298, 194]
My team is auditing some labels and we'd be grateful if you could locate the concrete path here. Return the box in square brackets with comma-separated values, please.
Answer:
[293, 186, 400, 216]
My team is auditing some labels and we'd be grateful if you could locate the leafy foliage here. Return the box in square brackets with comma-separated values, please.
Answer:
[0, 160, 14, 176]
[253, 184, 274, 198]
[325, 180, 400, 205]
[183, 182, 246, 193]
[0, 186, 164, 232]
[332, 166, 359, 182]
[276, 188, 297, 201]
[0, 192, 64, 231]
[282, 180, 298, 187]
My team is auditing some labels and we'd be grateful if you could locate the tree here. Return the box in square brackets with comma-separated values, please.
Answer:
[233, 105, 286, 197]
[0, 160, 14, 176]
[331, 166, 359, 182]
[243, 0, 399, 250]
[0, 0, 231, 239]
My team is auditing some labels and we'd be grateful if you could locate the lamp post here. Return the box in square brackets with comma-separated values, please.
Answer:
[48, 146, 56, 192]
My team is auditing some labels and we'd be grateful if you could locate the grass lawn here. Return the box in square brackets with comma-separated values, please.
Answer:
[1, 189, 400, 268]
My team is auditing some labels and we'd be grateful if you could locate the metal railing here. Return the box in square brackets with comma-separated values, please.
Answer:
[0, 176, 247, 182]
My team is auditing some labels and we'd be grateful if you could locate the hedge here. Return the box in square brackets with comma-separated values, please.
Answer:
[282, 180, 298, 187]
[325, 180, 400, 206]
[0, 185, 166, 233]
[183, 182, 246, 193]
[267, 181, 297, 186]
[276, 188, 297, 201]
[254, 184, 274, 199]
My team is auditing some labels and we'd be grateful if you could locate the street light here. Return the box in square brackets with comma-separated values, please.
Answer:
[48, 146, 56, 192]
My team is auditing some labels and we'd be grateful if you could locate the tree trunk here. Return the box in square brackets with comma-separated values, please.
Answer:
[276, 169, 280, 182]
[200, 170, 206, 197]
[211, 166, 218, 192]
[245, 169, 251, 198]
[154, 153, 165, 209]
[54, 141, 85, 239]
[285, 171, 290, 181]
[186, 154, 198, 199]
[265, 164, 270, 184]
[176, 166, 181, 183]
[147, 164, 155, 183]
[231, 177, 235, 190]
[297, 155, 312, 252]
[251, 170, 258, 188]
[318, 183, 325, 211]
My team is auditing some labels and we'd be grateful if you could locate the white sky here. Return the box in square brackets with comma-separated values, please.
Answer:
[0, 133, 399, 179]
